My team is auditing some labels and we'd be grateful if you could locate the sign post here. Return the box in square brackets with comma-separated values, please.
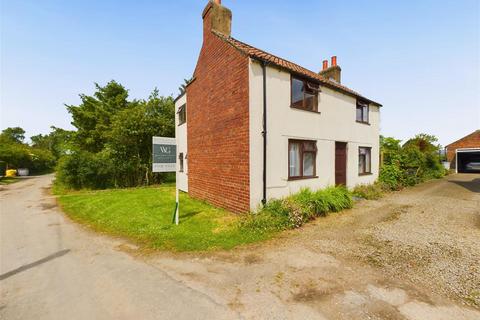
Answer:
[152, 137, 179, 225]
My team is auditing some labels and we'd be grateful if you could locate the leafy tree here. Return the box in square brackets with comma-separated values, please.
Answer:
[57, 83, 175, 189]
[380, 135, 402, 164]
[1, 127, 25, 143]
[107, 89, 175, 187]
[31, 126, 73, 160]
[66, 81, 129, 153]
[403, 133, 440, 153]
[0, 127, 55, 173]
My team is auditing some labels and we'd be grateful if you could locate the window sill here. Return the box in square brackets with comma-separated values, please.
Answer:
[178, 122, 186, 127]
[356, 121, 370, 125]
[358, 172, 373, 176]
[290, 106, 321, 114]
[288, 176, 318, 181]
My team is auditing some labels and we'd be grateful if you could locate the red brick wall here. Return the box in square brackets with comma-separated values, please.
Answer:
[186, 12, 250, 213]
[446, 131, 480, 163]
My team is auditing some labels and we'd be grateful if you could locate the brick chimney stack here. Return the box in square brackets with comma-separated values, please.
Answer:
[319, 56, 342, 83]
[202, 0, 232, 39]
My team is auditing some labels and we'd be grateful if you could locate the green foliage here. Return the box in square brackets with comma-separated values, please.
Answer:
[403, 133, 440, 153]
[379, 164, 403, 190]
[30, 127, 73, 160]
[58, 82, 175, 190]
[66, 81, 130, 153]
[0, 161, 6, 177]
[55, 151, 114, 189]
[241, 186, 353, 232]
[106, 89, 175, 187]
[0, 177, 20, 185]
[380, 133, 445, 190]
[1, 127, 25, 143]
[0, 128, 55, 174]
[29, 148, 56, 174]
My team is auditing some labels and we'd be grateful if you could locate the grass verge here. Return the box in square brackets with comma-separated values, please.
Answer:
[56, 185, 275, 251]
[56, 184, 353, 252]
[0, 177, 20, 185]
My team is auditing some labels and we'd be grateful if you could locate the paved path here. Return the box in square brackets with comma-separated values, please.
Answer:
[0, 175, 238, 320]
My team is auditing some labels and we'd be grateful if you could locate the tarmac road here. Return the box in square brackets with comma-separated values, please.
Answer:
[0, 175, 239, 320]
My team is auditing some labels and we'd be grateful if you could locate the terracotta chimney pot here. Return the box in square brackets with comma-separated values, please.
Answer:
[331, 56, 337, 67]
[322, 60, 328, 70]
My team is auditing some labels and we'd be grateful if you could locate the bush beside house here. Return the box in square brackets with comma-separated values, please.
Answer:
[379, 134, 446, 191]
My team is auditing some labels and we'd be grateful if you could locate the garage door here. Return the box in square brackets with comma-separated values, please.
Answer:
[457, 150, 480, 173]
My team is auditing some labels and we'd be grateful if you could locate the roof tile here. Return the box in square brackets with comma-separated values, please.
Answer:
[212, 30, 381, 106]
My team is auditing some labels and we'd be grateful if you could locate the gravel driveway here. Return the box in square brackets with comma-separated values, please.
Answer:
[148, 174, 480, 319]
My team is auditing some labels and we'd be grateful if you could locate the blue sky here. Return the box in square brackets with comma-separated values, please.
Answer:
[1, 0, 479, 146]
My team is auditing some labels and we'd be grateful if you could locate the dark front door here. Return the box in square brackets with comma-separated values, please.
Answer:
[335, 142, 347, 186]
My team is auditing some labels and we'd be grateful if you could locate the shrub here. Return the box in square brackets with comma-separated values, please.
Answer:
[379, 134, 445, 190]
[56, 151, 115, 189]
[29, 148, 56, 174]
[241, 186, 353, 232]
[379, 163, 403, 190]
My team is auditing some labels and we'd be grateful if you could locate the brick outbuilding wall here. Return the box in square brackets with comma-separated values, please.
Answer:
[446, 130, 480, 164]
[186, 4, 250, 213]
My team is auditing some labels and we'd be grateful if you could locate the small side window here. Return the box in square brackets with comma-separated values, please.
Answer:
[179, 153, 184, 172]
[178, 104, 186, 125]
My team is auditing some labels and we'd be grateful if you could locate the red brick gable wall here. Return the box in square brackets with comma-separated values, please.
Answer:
[446, 131, 480, 163]
[186, 16, 250, 213]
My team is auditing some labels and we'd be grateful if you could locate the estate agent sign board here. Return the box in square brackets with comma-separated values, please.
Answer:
[152, 137, 176, 173]
[152, 136, 179, 225]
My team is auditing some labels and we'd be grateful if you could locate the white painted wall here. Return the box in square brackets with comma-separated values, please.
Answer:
[249, 59, 380, 210]
[175, 94, 188, 192]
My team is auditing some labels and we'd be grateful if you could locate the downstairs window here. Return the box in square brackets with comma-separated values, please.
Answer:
[289, 139, 317, 179]
[358, 147, 371, 175]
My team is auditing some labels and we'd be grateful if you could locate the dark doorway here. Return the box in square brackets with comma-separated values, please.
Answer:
[335, 142, 347, 186]
[457, 151, 480, 173]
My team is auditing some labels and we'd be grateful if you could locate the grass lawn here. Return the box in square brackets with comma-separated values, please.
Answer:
[0, 177, 20, 185]
[56, 185, 275, 251]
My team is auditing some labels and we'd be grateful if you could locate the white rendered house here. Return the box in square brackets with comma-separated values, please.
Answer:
[175, 0, 382, 213]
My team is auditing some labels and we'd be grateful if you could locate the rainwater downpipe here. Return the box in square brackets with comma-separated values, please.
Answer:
[261, 60, 268, 205]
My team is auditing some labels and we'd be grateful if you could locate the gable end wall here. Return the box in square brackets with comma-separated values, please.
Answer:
[446, 131, 480, 163]
[186, 30, 250, 213]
